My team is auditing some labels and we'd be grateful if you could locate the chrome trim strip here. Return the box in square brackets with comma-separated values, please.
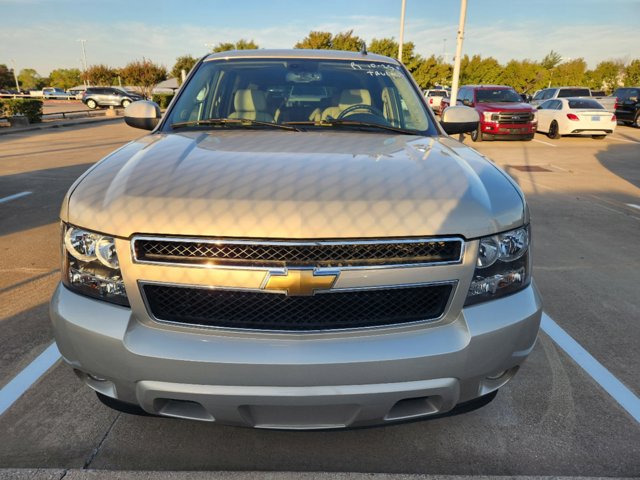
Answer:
[130, 235, 465, 271]
[137, 279, 458, 334]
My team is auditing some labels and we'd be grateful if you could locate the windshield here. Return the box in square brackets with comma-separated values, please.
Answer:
[476, 88, 522, 103]
[164, 58, 433, 134]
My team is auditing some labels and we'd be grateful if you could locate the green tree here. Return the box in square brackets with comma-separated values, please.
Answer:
[295, 31, 333, 49]
[120, 59, 167, 99]
[211, 39, 259, 53]
[82, 64, 117, 86]
[541, 50, 563, 70]
[330, 30, 363, 52]
[411, 55, 452, 88]
[624, 59, 640, 86]
[49, 68, 81, 90]
[459, 55, 502, 85]
[295, 30, 363, 51]
[553, 58, 587, 86]
[369, 37, 419, 66]
[18, 68, 46, 90]
[171, 55, 197, 85]
[0, 64, 16, 89]
[499, 60, 547, 93]
[585, 60, 624, 93]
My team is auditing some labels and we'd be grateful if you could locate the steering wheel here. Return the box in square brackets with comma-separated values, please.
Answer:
[337, 104, 385, 120]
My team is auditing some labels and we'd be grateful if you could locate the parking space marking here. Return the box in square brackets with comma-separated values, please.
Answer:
[607, 136, 640, 144]
[626, 203, 640, 210]
[0, 342, 61, 416]
[541, 313, 640, 423]
[0, 191, 32, 204]
[532, 139, 557, 147]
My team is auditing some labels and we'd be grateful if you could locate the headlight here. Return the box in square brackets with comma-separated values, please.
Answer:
[482, 112, 498, 122]
[465, 226, 531, 306]
[61, 225, 129, 306]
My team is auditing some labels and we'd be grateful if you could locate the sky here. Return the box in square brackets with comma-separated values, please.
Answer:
[0, 0, 637, 76]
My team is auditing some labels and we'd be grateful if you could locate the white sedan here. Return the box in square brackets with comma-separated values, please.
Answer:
[536, 97, 616, 139]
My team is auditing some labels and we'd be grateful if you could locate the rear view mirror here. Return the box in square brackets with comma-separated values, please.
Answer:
[124, 100, 161, 130]
[440, 106, 479, 135]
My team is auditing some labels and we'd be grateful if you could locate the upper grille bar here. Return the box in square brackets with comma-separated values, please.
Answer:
[132, 237, 464, 268]
[497, 112, 534, 124]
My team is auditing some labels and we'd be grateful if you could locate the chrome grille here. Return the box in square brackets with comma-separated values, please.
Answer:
[497, 112, 534, 124]
[133, 237, 463, 268]
[142, 283, 454, 331]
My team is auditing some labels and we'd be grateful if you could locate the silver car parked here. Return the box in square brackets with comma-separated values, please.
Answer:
[51, 49, 542, 429]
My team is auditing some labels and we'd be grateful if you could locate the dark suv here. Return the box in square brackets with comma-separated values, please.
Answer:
[613, 87, 640, 127]
[82, 87, 144, 109]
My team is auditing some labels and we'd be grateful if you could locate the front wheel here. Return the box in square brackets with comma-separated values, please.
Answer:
[634, 112, 640, 128]
[121, 99, 131, 108]
[547, 120, 561, 139]
[86, 99, 97, 109]
[470, 126, 483, 142]
[592, 135, 606, 140]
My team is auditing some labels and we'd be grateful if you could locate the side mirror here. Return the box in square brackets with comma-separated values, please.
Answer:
[462, 99, 472, 107]
[440, 106, 479, 135]
[124, 100, 161, 130]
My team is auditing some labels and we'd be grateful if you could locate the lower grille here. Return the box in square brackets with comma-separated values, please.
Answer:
[142, 283, 454, 331]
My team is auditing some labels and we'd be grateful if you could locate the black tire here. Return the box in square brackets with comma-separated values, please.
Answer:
[121, 99, 131, 108]
[86, 99, 97, 110]
[470, 125, 483, 142]
[96, 392, 154, 417]
[634, 112, 640, 128]
[592, 134, 606, 140]
[547, 120, 561, 139]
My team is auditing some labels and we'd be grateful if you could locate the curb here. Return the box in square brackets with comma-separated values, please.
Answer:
[0, 471, 633, 480]
[0, 116, 124, 136]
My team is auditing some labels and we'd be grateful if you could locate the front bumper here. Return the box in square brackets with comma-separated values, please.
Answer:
[51, 282, 542, 428]
[481, 121, 536, 140]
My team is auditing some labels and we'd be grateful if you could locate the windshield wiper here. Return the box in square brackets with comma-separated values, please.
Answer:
[170, 118, 301, 131]
[284, 119, 418, 135]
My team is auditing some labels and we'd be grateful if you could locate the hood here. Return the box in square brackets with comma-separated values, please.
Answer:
[65, 131, 525, 239]
[475, 102, 533, 112]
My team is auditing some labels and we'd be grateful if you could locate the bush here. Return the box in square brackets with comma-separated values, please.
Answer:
[1, 98, 43, 123]
[152, 93, 175, 109]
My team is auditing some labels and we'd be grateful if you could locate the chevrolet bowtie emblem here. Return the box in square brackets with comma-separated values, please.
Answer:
[263, 269, 338, 296]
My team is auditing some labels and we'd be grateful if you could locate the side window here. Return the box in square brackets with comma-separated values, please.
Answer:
[538, 100, 553, 109]
[552, 100, 563, 110]
[541, 89, 555, 100]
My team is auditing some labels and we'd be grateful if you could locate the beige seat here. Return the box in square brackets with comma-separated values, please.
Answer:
[311, 89, 372, 121]
[228, 89, 274, 122]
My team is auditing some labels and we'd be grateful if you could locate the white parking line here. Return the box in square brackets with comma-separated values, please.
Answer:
[532, 139, 557, 147]
[0, 342, 61, 416]
[541, 314, 640, 423]
[625, 204, 640, 211]
[607, 136, 640, 144]
[0, 191, 32, 204]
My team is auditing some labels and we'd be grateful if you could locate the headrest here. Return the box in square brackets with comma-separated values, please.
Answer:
[338, 89, 371, 107]
[234, 89, 267, 112]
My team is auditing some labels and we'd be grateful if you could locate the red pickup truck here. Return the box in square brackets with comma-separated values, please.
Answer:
[441, 85, 537, 141]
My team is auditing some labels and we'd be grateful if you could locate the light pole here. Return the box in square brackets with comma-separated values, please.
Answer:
[398, 0, 407, 62]
[78, 39, 88, 86]
[10, 59, 20, 92]
[449, 0, 468, 107]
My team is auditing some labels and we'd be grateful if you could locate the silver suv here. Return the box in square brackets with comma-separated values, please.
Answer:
[81, 87, 143, 109]
[51, 49, 542, 429]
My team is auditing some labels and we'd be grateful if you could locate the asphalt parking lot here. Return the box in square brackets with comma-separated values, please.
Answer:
[0, 121, 639, 478]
